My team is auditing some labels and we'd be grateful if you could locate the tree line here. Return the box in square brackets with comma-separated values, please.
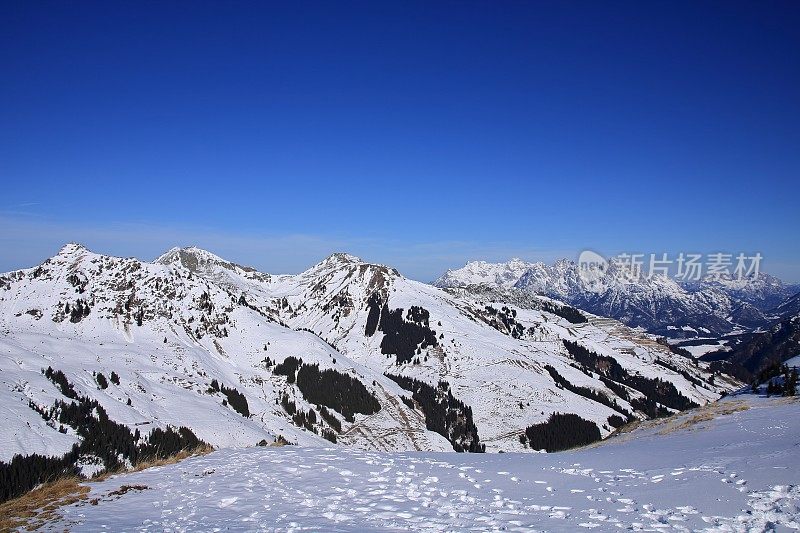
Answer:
[522, 412, 601, 452]
[562, 340, 697, 415]
[209, 379, 250, 417]
[759, 363, 799, 396]
[544, 365, 633, 420]
[386, 374, 484, 453]
[274, 358, 380, 422]
[365, 293, 438, 364]
[540, 301, 588, 324]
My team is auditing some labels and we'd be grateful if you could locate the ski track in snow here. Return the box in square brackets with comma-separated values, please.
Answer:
[47, 396, 800, 532]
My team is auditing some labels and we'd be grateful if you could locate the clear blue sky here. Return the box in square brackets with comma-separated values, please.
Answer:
[2, 1, 799, 281]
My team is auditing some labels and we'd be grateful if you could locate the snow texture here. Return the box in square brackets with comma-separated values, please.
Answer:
[47, 394, 800, 532]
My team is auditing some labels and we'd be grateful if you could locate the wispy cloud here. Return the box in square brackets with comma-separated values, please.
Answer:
[0, 202, 44, 218]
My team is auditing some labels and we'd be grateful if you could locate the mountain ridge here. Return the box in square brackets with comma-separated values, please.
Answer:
[434, 257, 799, 338]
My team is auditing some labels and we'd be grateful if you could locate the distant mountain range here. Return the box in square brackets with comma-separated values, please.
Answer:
[434, 258, 800, 339]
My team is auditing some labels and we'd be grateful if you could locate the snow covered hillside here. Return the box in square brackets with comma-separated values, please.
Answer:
[434, 258, 799, 339]
[1, 244, 737, 485]
[154, 246, 736, 449]
[43, 394, 800, 532]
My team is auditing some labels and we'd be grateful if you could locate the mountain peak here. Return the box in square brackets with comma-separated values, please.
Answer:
[325, 252, 363, 264]
[57, 242, 90, 256]
[154, 246, 251, 274]
[300, 252, 404, 282]
[156, 245, 224, 263]
[433, 258, 538, 288]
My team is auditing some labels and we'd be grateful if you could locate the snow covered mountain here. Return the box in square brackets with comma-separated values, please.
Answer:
[684, 273, 797, 314]
[433, 258, 535, 289]
[434, 258, 799, 338]
[1, 244, 447, 463]
[1, 244, 737, 493]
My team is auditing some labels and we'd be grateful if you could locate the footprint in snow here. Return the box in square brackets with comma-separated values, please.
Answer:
[218, 496, 238, 508]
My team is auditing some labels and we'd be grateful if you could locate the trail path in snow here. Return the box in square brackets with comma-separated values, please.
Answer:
[48, 396, 800, 532]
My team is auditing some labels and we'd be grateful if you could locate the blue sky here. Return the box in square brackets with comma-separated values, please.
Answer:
[2, 2, 799, 281]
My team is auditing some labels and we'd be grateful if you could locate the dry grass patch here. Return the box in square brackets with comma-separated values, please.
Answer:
[0, 476, 88, 532]
[659, 399, 749, 435]
[595, 398, 752, 446]
[770, 395, 800, 405]
[0, 444, 214, 531]
[613, 418, 644, 435]
[130, 443, 214, 473]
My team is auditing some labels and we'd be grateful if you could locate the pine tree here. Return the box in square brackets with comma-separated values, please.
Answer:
[784, 367, 798, 396]
[524, 413, 602, 452]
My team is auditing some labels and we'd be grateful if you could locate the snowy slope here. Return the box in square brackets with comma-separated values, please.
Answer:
[1, 245, 736, 467]
[435, 258, 799, 338]
[44, 394, 800, 532]
[155, 247, 734, 451]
